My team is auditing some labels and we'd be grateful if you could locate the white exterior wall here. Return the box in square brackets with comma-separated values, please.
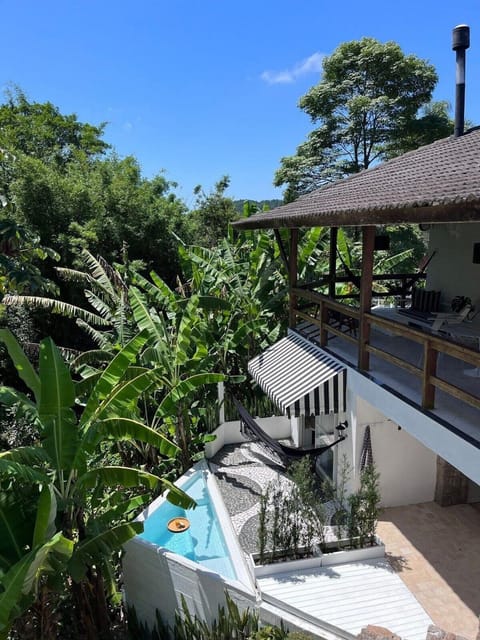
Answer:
[427, 222, 480, 309]
[204, 416, 291, 459]
[123, 539, 257, 630]
[345, 366, 480, 485]
[354, 397, 437, 507]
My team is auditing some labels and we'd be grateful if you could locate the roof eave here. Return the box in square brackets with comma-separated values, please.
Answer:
[232, 201, 480, 230]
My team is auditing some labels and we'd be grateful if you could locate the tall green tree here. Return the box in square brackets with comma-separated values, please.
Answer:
[0, 90, 191, 285]
[274, 38, 450, 200]
[189, 176, 239, 248]
[0, 87, 108, 171]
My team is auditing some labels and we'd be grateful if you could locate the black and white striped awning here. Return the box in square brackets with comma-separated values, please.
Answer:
[248, 331, 346, 417]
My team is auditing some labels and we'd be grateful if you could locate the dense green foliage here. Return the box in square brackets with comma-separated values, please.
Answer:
[0, 214, 59, 297]
[233, 198, 282, 214]
[0, 89, 190, 284]
[0, 330, 194, 639]
[274, 38, 452, 200]
[189, 176, 239, 248]
[127, 593, 314, 639]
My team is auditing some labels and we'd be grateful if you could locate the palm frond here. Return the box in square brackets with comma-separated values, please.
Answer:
[2, 296, 110, 327]
[84, 290, 115, 321]
[80, 250, 116, 300]
[75, 320, 112, 348]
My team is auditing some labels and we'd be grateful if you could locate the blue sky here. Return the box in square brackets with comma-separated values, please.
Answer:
[1, 1, 479, 203]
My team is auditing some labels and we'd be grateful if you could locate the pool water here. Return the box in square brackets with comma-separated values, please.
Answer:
[140, 472, 237, 581]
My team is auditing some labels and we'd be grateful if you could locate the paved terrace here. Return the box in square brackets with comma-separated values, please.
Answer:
[208, 442, 480, 640]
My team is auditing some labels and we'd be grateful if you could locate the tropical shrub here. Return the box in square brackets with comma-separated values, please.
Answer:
[0, 329, 193, 639]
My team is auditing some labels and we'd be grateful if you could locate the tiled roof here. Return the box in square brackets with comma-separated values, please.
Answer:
[233, 127, 480, 229]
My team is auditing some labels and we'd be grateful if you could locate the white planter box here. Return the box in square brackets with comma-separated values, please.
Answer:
[252, 536, 385, 577]
[320, 540, 385, 566]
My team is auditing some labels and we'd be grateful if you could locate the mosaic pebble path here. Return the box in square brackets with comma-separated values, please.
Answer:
[208, 442, 336, 554]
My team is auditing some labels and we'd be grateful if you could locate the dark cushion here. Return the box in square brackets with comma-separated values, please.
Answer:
[411, 288, 441, 313]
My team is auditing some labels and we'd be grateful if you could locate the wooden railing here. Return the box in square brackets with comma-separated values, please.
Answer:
[291, 288, 480, 412]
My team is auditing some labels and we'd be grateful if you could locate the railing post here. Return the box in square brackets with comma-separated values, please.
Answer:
[329, 227, 338, 298]
[358, 226, 375, 370]
[289, 228, 299, 328]
[422, 341, 438, 408]
[320, 300, 328, 346]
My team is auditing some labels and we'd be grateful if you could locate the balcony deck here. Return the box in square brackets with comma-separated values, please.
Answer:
[295, 318, 480, 448]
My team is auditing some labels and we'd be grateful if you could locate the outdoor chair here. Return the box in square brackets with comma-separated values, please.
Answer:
[398, 290, 472, 333]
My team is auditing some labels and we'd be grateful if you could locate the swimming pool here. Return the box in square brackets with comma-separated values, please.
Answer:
[140, 470, 237, 581]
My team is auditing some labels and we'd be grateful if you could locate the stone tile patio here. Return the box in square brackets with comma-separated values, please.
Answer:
[377, 502, 480, 640]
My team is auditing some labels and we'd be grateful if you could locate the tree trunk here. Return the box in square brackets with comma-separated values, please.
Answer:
[176, 407, 192, 471]
[71, 570, 111, 640]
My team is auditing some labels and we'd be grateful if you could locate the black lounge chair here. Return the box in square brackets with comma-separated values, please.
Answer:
[232, 397, 346, 468]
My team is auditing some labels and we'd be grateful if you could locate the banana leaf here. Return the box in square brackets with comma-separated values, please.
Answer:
[76, 466, 195, 509]
[0, 329, 40, 401]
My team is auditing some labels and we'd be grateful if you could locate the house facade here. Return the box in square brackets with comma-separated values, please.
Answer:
[233, 126, 480, 509]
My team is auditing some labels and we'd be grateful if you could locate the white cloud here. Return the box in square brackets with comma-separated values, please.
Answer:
[261, 52, 324, 85]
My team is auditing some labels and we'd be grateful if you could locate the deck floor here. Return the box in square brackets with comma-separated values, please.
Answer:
[297, 322, 480, 446]
[257, 558, 433, 640]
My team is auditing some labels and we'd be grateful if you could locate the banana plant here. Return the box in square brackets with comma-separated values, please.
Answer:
[0, 485, 73, 639]
[0, 328, 194, 638]
[2, 249, 133, 349]
[129, 286, 226, 471]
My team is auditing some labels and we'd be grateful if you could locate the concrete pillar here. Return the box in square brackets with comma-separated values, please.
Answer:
[434, 456, 469, 506]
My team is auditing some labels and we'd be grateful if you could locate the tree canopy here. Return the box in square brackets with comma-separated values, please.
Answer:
[0, 88, 109, 169]
[0, 90, 191, 284]
[274, 38, 452, 200]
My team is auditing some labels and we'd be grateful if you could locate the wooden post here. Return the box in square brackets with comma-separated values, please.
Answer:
[329, 227, 338, 299]
[358, 226, 375, 370]
[289, 228, 299, 328]
[320, 300, 329, 346]
[422, 341, 438, 408]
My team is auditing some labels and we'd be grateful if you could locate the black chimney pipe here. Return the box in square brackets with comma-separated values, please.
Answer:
[452, 24, 470, 137]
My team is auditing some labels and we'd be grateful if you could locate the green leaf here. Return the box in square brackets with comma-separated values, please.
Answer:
[0, 329, 40, 401]
[81, 331, 149, 426]
[81, 249, 116, 299]
[0, 459, 49, 485]
[95, 494, 151, 527]
[0, 447, 48, 467]
[68, 522, 143, 582]
[155, 373, 226, 420]
[22, 532, 73, 595]
[0, 553, 32, 633]
[0, 491, 35, 568]
[2, 296, 110, 327]
[38, 338, 75, 415]
[95, 418, 179, 457]
[0, 533, 73, 634]
[0, 388, 38, 422]
[129, 286, 165, 342]
[37, 338, 78, 475]
[148, 271, 178, 308]
[32, 486, 57, 548]
[90, 370, 157, 424]
[76, 466, 195, 510]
